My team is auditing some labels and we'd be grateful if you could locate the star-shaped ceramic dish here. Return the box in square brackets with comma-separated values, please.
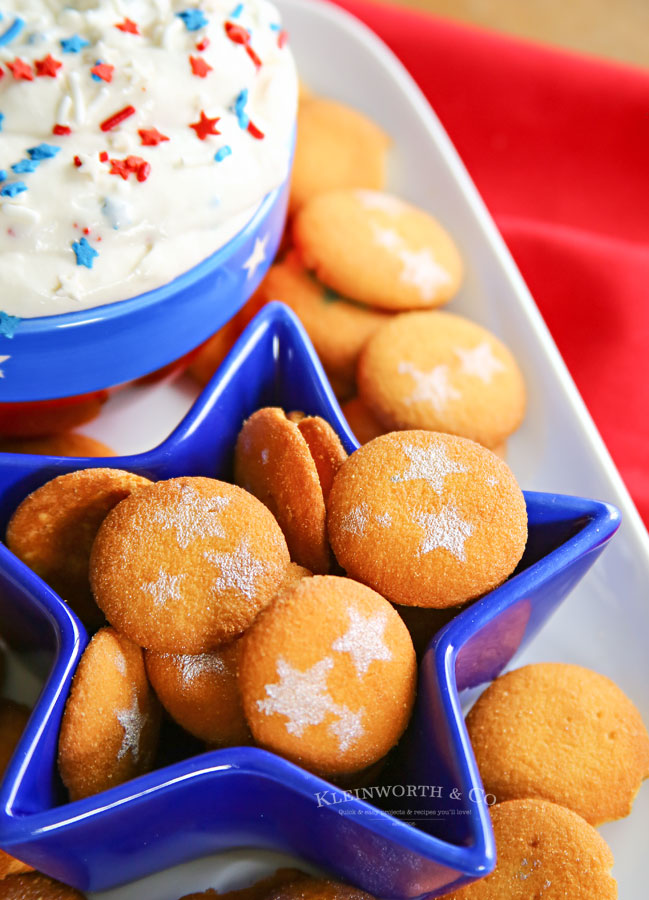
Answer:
[0, 303, 620, 897]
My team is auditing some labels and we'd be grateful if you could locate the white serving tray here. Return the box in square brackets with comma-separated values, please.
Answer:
[4, 0, 648, 896]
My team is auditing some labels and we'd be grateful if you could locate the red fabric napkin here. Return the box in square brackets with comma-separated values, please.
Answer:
[331, 0, 649, 526]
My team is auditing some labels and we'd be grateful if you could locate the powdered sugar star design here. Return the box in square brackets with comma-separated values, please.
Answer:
[339, 502, 370, 536]
[205, 537, 268, 600]
[455, 342, 506, 383]
[392, 441, 466, 492]
[332, 606, 392, 676]
[329, 704, 365, 752]
[116, 694, 146, 761]
[153, 486, 230, 549]
[371, 222, 403, 250]
[398, 247, 451, 300]
[398, 361, 460, 412]
[416, 504, 474, 561]
[142, 568, 186, 607]
[355, 190, 405, 215]
[257, 657, 335, 736]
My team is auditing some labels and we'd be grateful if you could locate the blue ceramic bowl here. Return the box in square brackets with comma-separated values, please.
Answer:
[0, 167, 291, 404]
[0, 303, 620, 897]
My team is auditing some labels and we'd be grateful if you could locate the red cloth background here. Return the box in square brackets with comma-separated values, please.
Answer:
[333, 0, 649, 526]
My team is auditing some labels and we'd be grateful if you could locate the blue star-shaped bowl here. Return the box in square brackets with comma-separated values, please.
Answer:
[0, 303, 620, 897]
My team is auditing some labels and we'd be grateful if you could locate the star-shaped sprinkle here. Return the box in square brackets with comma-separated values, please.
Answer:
[72, 237, 98, 269]
[332, 607, 392, 676]
[60, 35, 90, 54]
[0, 312, 20, 339]
[189, 55, 212, 77]
[142, 569, 186, 607]
[7, 58, 33, 80]
[415, 504, 474, 562]
[11, 159, 40, 174]
[398, 361, 461, 412]
[242, 234, 268, 280]
[27, 143, 61, 160]
[138, 127, 169, 146]
[35, 54, 62, 77]
[190, 110, 221, 140]
[0, 355, 11, 378]
[116, 694, 146, 761]
[91, 61, 114, 82]
[109, 156, 150, 182]
[205, 538, 269, 601]
[0, 182, 27, 198]
[392, 441, 467, 493]
[116, 18, 140, 35]
[257, 657, 334, 736]
[398, 248, 451, 300]
[455, 342, 506, 383]
[177, 9, 209, 31]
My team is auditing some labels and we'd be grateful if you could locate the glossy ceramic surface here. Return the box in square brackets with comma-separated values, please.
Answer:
[0, 303, 620, 897]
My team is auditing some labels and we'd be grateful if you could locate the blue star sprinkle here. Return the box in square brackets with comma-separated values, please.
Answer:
[0, 312, 20, 339]
[0, 171, 7, 183]
[11, 159, 40, 174]
[230, 3, 244, 18]
[27, 143, 61, 161]
[0, 17, 25, 48]
[176, 9, 208, 31]
[233, 89, 249, 129]
[0, 182, 28, 198]
[0, 113, 4, 132]
[72, 237, 99, 269]
[214, 145, 232, 162]
[60, 34, 90, 53]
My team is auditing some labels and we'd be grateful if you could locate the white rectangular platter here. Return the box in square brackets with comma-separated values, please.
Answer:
[4, 0, 648, 896]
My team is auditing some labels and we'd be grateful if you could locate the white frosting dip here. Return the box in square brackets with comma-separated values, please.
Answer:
[0, 0, 297, 317]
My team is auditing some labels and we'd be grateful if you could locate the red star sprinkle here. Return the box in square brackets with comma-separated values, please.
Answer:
[35, 55, 62, 78]
[109, 155, 151, 182]
[91, 62, 114, 83]
[190, 111, 221, 140]
[7, 59, 34, 81]
[116, 18, 140, 34]
[109, 158, 131, 180]
[53, 124, 71, 135]
[189, 55, 212, 78]
[138, 127, 169, 146]
[196, 38, 210, 51]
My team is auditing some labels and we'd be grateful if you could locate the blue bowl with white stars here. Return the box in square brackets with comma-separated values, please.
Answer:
[0, 303, 620, 896]
[0, 167, 290, 402]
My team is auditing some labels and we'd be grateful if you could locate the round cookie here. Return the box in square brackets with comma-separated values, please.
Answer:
[58, 627, 161, 801]
[91, 477, 289, 653]
[145, 639, 250, 746]
[327, 431, 527, 608]
[295, 416, 348, 503]
[0, 873, 86, 899]
[234, 408, 331, 573]
[259, 253, 391, 389]
[0, 433, 115, 458]
[466, 662, 649, 825]
[290, 98, 390, 214]
[239, 575, 416, 777]
[0, 699, 30, 777]
[0, 850, 33, 879]
[340, 397, 386, 446]
[6, 468, 152, 628]
[293, 189, 462, 311]
[357, 311, 526, 449]
[440, 799, 616, 899]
